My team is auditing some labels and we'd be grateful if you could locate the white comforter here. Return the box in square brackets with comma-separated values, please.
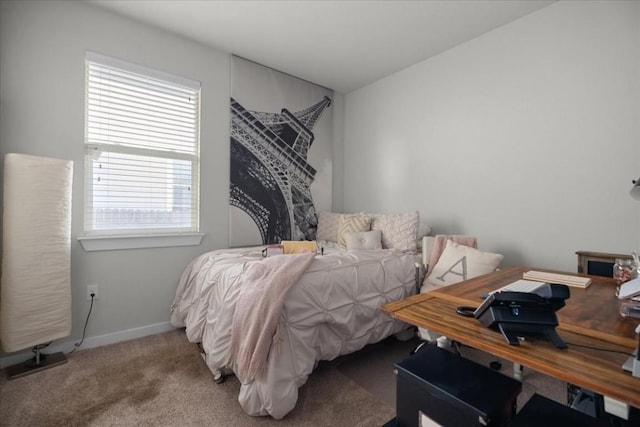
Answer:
[170, 243, 417, 419]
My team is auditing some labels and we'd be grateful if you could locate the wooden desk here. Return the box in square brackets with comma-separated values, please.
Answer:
[381, 265, 640, 409]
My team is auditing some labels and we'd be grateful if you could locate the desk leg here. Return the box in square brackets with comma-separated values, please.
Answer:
[436, 336, 452, 349]
[513, 362, 523, 381]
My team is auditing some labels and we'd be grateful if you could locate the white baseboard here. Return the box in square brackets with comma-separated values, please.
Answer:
[0, 321, 176, 369]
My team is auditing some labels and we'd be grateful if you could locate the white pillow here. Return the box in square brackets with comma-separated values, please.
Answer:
[424, 240, 503, 288]
[370, 211, 419, 252]
[344, 230, 383, 250]
[337, 214, 371, 246]
[316, 212, 342, 242]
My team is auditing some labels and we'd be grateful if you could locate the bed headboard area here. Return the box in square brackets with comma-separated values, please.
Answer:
[316, 211, 431, 255]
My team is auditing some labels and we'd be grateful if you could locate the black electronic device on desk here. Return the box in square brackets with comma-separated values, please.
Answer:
[473, 282, 570, 349]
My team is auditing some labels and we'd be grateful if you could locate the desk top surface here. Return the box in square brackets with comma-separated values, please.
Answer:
[381, 265, 640, 408]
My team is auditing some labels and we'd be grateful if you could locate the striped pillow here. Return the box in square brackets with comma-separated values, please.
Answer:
[338, 214, 372, 246]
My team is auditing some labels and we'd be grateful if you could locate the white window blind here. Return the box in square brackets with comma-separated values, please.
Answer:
[84, 52, 200, 236]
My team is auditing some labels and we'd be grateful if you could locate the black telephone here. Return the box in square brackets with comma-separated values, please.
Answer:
[473, 284, 570, 349]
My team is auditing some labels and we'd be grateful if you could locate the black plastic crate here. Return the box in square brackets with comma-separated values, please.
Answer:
[395, 344, 522, 427]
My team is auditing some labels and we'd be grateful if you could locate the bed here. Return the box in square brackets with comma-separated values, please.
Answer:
[170, 212, 425, 419]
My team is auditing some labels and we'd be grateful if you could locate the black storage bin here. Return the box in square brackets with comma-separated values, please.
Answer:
[510, 393, 607, 427]
[394, 344, 522, 427]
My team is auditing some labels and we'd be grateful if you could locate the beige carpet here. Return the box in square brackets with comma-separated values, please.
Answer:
[0, 329, 566, 426]
[0, 329, 395, 426]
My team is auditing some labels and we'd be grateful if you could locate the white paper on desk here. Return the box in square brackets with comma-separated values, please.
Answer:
[618, 277, 640, 299]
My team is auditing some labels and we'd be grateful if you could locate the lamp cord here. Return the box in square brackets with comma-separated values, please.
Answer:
[69, 294, 94, 354]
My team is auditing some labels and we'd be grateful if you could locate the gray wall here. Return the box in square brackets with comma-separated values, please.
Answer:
[343, 0, 640, 271]
[0, 0, 230, 360]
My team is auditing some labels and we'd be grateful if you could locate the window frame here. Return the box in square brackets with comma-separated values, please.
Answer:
[80, 52, 203, 251]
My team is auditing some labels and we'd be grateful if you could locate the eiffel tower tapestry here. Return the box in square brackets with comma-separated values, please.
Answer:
[229, 57, 333, 246]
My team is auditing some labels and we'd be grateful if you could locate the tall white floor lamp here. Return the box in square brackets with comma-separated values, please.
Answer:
[1, 153, 73, 378]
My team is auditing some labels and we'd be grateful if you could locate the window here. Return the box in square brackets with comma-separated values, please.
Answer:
[83, 52, 201, 245]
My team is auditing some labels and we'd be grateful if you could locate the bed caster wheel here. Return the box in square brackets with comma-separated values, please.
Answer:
[213, 370, 225, 384]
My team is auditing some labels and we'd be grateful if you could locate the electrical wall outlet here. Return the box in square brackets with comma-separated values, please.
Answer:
[87, 284, 99, 301]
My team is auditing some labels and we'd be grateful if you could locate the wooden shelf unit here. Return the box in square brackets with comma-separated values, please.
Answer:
[576, 250, 632, 277]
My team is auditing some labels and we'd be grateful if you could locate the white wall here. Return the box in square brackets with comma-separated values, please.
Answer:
[344, 0, 640, 271]
[0, 0, 231, 361]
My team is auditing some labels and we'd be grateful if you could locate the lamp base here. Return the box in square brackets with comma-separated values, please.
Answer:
[6, 351, 68, 379]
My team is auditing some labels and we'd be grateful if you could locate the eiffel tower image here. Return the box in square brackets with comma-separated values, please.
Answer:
[230, 96, 332, 244]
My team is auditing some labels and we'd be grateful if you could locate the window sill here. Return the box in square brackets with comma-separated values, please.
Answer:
[77, 233, 205, 252]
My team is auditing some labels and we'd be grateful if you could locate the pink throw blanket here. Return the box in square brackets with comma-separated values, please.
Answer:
[228, 252, 316, 382]
[428, 235, 477, 271]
